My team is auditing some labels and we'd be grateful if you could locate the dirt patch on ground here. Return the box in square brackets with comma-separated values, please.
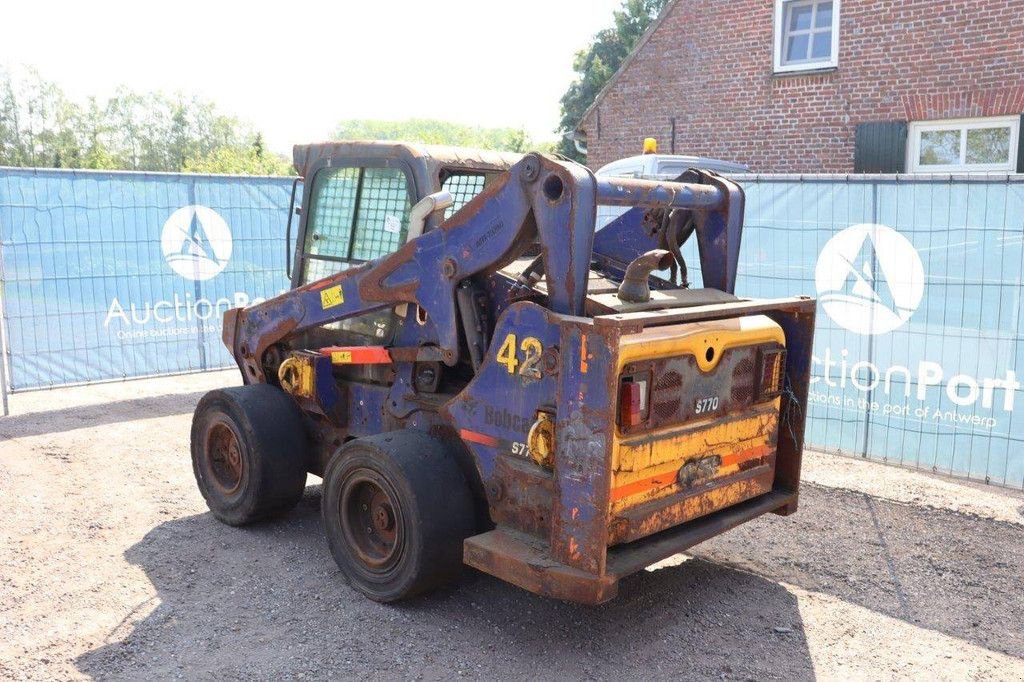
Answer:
[1, 373, 1022, 680]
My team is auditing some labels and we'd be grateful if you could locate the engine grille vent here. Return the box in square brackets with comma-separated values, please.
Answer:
[623, 344, 783, 432]
[652, 371, 683, 421]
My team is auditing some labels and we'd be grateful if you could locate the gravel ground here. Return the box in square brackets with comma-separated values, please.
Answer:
[1, 372, 1023, 681]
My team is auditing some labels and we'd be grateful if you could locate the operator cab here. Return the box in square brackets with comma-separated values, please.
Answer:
[287, 142, 521, 379]
[291, 141, 521, 289]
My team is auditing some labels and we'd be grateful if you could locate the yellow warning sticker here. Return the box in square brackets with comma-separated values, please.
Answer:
[320, 285, 344, 309]
[331, 351, 353, 364]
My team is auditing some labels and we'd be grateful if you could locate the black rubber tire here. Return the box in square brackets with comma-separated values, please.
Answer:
[322, 430, 476, 602]
[191, 384, 308, 526]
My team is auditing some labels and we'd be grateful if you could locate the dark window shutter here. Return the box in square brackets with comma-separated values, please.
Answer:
[854, 121, 908, 173]
[1017, 114, 1024, 173]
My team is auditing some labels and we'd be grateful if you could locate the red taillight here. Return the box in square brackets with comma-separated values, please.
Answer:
[757, 348, 787, 401]
[619, 374, 649, 429]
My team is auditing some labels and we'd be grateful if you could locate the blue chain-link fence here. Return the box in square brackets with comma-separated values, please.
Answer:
[685, 173, 1024, 488]
[0, 167, 295, 393]
[1, 167, 1022, 487]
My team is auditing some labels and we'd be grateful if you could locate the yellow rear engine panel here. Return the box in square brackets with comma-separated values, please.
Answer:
[610, 315, 786, 536]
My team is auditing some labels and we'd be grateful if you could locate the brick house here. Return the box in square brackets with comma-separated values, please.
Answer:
[580, 0, 1024, 174]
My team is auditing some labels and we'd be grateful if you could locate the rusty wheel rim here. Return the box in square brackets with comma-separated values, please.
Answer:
[206, 420, 245, 496]
[339, 470, 404, 573]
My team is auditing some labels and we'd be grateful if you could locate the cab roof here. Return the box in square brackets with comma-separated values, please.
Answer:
[292, 140, 523, 179]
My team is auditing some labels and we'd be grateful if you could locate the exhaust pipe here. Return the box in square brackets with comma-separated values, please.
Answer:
[618, 250, 674, 303]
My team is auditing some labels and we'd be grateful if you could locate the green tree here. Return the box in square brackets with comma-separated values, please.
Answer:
[183, 136, 293, 176]
[556, 0, 671, 161]
[332, 118, 543, 153]
[0, 69, 27, 165]
[0, 66, 84, 167]
[78, 97, 116, 170]
[0, 67, 290, 175]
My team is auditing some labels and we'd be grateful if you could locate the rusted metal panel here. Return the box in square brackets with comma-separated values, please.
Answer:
[605, 490, 796, 579]
[463, 528, 619, 605]
[767, 299, 818, 514]
[464, 487, 798, 605]
[549, 320, 617, 575]
[489, 455, 556, 538]
[609, 468, 776, 545]
[611, 409, 779, 507]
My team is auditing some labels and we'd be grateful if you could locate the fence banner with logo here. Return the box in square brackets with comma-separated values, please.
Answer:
[1, 168, 1022, 487]
[692, 174, 1024, 488]
[0, 167, 295, 390]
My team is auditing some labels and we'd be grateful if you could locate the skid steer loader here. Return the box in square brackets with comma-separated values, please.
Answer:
[190, 141, 815, 604]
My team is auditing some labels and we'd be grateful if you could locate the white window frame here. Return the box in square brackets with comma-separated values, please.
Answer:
[774, 0, 841, 73]
[908, 116, 1020, 173]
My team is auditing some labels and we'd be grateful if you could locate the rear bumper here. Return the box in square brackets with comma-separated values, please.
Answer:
[464, 488, 797, 604]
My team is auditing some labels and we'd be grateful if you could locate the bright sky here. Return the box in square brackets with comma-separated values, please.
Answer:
[0, 0, 623, 154]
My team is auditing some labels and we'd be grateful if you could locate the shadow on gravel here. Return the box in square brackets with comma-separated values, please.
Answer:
[0, 391, 206, 439]
[75, 486, 816, 680]
[74, 481, 1024, 679]
[692, 482, 1024, 660]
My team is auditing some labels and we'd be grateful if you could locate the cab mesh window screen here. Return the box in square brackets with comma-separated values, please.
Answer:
[306, 167, 359, 259]
[350, 168, 411, 261]
[304, 166, 412, 282]
[442, 173, 487, 220]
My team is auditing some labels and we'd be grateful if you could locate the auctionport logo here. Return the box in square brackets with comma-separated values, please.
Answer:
[815, 224, 925, 336]
[161, 205, 232, 281]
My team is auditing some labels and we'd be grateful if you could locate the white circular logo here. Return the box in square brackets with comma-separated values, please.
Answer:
[161, 205, 232, 281]
[815, 224, 925, 336]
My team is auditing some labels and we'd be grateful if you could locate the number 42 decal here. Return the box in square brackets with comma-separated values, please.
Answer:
[497, 334, 543, 377]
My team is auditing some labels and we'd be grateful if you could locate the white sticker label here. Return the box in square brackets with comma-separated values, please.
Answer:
[383, 215, 402, 234]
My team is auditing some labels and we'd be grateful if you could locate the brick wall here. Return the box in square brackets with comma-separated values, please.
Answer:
[581, 0, 1024, 172]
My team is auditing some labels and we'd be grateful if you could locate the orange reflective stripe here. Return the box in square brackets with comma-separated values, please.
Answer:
[610, 444, 773, 503]
[720, 444, 773, 469]
[460, 430, 499, 447]
[610, 475, 676, 503]
[318, 346, 393, 364]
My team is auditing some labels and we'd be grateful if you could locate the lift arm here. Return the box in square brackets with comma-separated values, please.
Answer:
[223, 154, 738, 383]
[592, 169, 745, 294]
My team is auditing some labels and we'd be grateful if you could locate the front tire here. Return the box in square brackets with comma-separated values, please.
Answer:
[322, 430, 475, 602]
[191, 384, 308, 526]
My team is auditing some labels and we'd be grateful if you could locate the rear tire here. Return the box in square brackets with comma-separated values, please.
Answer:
[191, 384, 308, 526]
[322, 430, 475, 602]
